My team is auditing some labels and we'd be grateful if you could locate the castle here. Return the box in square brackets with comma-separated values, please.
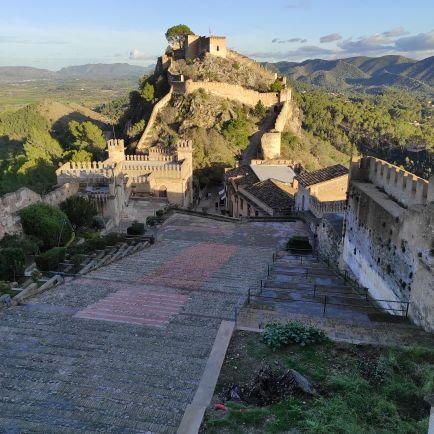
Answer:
[56, 139, 193, 225]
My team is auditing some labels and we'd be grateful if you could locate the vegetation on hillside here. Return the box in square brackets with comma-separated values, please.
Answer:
[0, 101, 109, 194]
[293, 87, 434, 178]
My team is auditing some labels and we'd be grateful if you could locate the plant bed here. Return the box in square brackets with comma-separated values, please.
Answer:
[200, 330, 433, 434]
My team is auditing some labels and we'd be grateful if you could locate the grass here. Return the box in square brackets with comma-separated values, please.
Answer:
[200, 331, 434, 434]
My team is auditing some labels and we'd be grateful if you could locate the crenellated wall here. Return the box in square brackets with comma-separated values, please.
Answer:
[350, 156, 430, 208]
[344, 157, 434, 332]
[0, 183, 79, 240]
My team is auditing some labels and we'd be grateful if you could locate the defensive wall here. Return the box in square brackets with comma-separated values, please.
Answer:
[0, 183, 79, 241]
[343, 157, 434, 332]
[137, 87, 173, 151]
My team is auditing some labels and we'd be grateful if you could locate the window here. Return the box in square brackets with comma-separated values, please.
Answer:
[240, 198, 244, 209]
[255, 210, 259, 216]
[217, 45, 220, 51]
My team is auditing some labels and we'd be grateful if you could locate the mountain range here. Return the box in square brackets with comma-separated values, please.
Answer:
[0, 63, 154, 82]
[265, 55, 434, 95]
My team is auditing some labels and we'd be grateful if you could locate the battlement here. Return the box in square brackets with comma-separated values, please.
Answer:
[350, 156, 431, 207]
[176, 140, 193, 150]
[107, 139, 125, 149]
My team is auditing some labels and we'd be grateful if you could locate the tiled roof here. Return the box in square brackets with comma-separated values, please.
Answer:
[224, 165, 259, 187]
[244, 179, 295, 211]
[296, 164, 348, 187]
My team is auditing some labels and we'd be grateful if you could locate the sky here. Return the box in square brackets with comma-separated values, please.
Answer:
[0, 0, 434, 70]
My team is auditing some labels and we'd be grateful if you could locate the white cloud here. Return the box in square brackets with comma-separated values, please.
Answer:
[320, 33, 342, 43]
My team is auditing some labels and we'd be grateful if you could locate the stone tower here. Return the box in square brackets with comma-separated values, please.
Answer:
[107, 139, 126, 163]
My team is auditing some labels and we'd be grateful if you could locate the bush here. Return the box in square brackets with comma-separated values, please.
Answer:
[253, 100, 267, 118]
[287, 235, 312, 253]
[127, 222, 145, 235]
[92, 215, 106, 230]
[103, 233, 126, 245]
[270, 79, 283, 92]
[262, 321, 327, 350]
[60, 196, 97, 230]
[19, 203, 72, 250]
[0, 248, 26, 280]
[155, 209, 164, 218]
[35, 247, 66, 272]
[0, 234, 41, 255]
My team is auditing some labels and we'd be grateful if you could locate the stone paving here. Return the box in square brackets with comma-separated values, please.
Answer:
[0, 215, 299, 433]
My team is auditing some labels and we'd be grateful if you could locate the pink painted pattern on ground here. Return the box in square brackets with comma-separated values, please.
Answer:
[75, 289, 189, 327]
[144, 243, 239, 289]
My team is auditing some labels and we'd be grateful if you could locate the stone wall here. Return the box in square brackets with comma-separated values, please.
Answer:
[137, 87, 174, 151]
[350, 156, 432, 207]
[343, 166, 434, 331]
[0, 183, 79, 240]
[183, 80, 280, 107]
[314, 216, 343, 268]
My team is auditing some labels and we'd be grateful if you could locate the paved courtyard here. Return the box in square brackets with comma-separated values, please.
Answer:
[0, 214, 301, 433]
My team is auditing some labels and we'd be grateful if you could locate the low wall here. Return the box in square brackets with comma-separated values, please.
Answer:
[0, 183, 79, 240]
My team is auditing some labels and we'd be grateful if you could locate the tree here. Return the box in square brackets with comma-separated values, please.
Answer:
[253, 100, 267, 119]
[19, 202, 72, 250]
[68, 121, 106, 153]
[60, 196, 97, 230]
[141, 82, 155, 102]
[165, 24, 194, 49]
[222, 111, 252, 151]
[270, 80, 283, 92]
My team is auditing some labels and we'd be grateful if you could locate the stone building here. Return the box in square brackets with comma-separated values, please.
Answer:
[224, 162, 297, 217]
[56, 139, 193, 225]
[184, 35, 227, 59]
[343, 156, 434, 332]
[294, 164, 349, 218]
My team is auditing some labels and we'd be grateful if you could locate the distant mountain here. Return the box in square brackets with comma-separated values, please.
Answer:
[0, 63, 154, 82]
[57, 63, 153, 79]
[0, 66, 55, 82]
[264, 55, 434, 94]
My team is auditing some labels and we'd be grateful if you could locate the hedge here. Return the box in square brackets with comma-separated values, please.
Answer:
[0, 248, 26, 280]
[127, 222, 145, 235]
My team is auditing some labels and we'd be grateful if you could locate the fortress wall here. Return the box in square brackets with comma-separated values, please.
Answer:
[343, 180, 434, 332]
[183, 80, 279, 107]
[274, 89, 293, 132]
[137, 87, 174, 151]
[0, 183, 79, 240]
[354, 156, 430, 207]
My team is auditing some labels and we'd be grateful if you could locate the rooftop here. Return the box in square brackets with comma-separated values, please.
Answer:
[296, 164, 348, 187]
[245, 178, 295, 211]
[250, 164, 296, 184]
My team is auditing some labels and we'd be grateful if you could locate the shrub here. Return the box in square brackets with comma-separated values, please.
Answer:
[60, 196, 97, 230]
[84, 238, 107, 251]
[0, 248, 26, 280]
[103, 233, 126, 245]
[155, 209, 164, 218]
[0, 234, 41, 255]
[127, 222, 145, 236]
[270, 79, 283, 92]
[262, 321, 327, 350]
[19, 203, 72, 250]
[92, 215, 106, 230]
[253, 100, 267, 118]
[287, 235, 312, 253]
[35, 247, 66, 272]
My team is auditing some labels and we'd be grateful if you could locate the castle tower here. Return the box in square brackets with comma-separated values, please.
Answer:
[107, 139, 126, 163]
[176, 140, 193, 206]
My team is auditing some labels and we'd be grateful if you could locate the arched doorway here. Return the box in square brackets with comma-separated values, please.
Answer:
[159, 186, 167, 198]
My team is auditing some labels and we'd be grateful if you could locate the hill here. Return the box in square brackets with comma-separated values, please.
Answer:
[0, 100, 112, 194]
[0, 63, 153, 82]
[56, 63, 154, 79]
[264, 55, 434, 95]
